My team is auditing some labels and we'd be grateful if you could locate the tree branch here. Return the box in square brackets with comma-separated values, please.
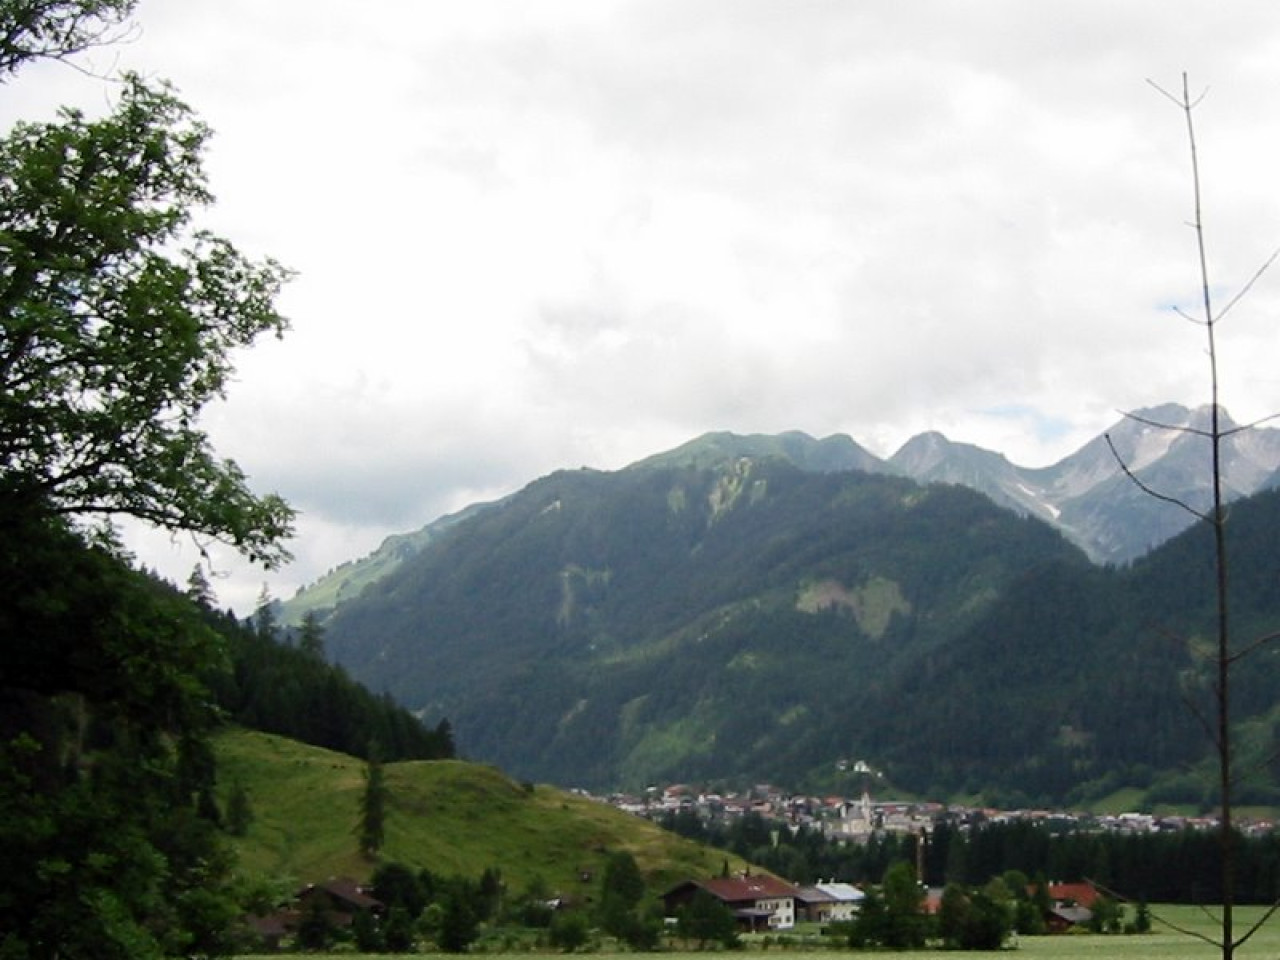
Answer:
[1105, 432, 1209, 521]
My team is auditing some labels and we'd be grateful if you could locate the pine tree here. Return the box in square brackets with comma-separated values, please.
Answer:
[186, 564, 215, 609]
[298, 610, 325, 658]
[225, 779, 254, 837]
[358, 754, 388, 858]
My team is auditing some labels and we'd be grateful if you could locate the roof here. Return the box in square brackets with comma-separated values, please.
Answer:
[796, 886, 836, 905]
[298, 876, 384, 913]
[697, 875, 802, 903]
[1047, 882, 1099, 908]
[815, 882, 866, 903]
[663, 875, 803, 906]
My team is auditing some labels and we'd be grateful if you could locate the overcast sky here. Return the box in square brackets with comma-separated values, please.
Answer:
[9, 1, 1280, 612]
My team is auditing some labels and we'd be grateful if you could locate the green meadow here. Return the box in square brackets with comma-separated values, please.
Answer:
[215, 729, 749, 897]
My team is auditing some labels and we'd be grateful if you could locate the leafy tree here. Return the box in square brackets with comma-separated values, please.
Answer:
[676, 890, 738, 950]
[351, 907, 382, 953]
[0, 523, 245, 959]
[548, 910, 591, 953]
[0, 75, 295, 564]
[0, 0, 135, 76]
[848, 887, 887, 949]
[957, 890, 1013, 950]
[601, 849, 645, 907]
[598, 849, 648, 943]
[880, 860, 928, 949]
[383, 904, 416, 953]
[434, 885, 479, 954]
[477, 865, 504, 921]
[1134, 898, 1153, 934]
[936, 882, 1011, 951]
[0, 4, 294, 954]
[1089, 895, 1124, 935]
[937, 883, 970, 948]
[371, 861, 427, 920]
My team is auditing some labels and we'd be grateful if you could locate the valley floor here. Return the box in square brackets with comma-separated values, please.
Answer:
[233, 903, 1280, 959]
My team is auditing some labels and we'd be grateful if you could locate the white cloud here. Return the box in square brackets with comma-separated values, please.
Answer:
[8, 0, 1280, 612]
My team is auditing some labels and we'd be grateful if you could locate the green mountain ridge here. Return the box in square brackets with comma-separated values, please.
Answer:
[295, 427, 1280, 807]
[318, 457, 1086, 794]
[215, 727, 748, 895]
[283, 410, 1280, 629]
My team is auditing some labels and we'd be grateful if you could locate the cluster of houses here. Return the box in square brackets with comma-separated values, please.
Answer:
[661, 875, 863, 931]
[598, 781, 1266, 839]
[249, 872, 1105, 945]
[660, 874, 1103, 935]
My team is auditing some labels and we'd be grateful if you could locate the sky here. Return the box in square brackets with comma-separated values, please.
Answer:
[7, 1, 1280, 613]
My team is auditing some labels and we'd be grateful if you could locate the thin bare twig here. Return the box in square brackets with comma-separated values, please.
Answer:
[1147, 78, 1209, 111]
[1173, 305, 1208, 326]
[1180, 685, 1221, 751]
[1224, 629, 1280, 666]
[1105, 433, 1209, 521]
[1216, 245, 1280, 323]
[1221, 411, 1280, 437]
[1089, 877, 1222, 948]
[1118, 407, 1214, 439]
[1235, 898, 1280, 948]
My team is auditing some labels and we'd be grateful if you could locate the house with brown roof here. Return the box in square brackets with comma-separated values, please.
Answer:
[241, 876, 385, 950]
[662, 875, 801, 931]
[296, 876, 385, 927]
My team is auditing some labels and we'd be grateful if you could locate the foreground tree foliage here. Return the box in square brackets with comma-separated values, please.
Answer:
[0, 0, 134, 76]
[0, 519, 244, 958]
[0, 70, 294, 564]
[0, 4, 296, 956]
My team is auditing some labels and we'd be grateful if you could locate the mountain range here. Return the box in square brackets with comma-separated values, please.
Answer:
[283, 404, 1280, 806]
[634, 403, 1280, 565]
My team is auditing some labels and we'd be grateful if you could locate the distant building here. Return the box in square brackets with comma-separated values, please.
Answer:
[662, 875, 801, 931]
[796, 881, 865, 923]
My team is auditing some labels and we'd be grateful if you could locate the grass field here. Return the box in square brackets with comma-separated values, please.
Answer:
[232, 904, 1280, 959]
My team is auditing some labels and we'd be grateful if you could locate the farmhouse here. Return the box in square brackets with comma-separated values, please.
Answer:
[242, 876, 384, 950]
[1035, 880, 1100, 933]
[796, 881, 865, 922]
[295, 876, 385, 926]
[663, 875, 801, 931]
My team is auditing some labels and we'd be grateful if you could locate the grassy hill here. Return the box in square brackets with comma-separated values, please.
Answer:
[214, 728, 746, 899]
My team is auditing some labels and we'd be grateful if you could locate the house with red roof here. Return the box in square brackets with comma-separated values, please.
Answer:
[1046, 881, 1099, 909]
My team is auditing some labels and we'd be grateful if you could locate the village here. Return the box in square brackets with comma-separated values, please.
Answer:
[593, 781, 1245, 841]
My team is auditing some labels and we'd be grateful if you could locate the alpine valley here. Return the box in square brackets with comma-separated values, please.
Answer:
[285, 404, 1280, 807]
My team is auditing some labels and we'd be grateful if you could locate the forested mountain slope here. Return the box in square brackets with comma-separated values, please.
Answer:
[322, 457, 1092, 794]
[320, 450, 1280, 805]
[860, 485, 1280, 806]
